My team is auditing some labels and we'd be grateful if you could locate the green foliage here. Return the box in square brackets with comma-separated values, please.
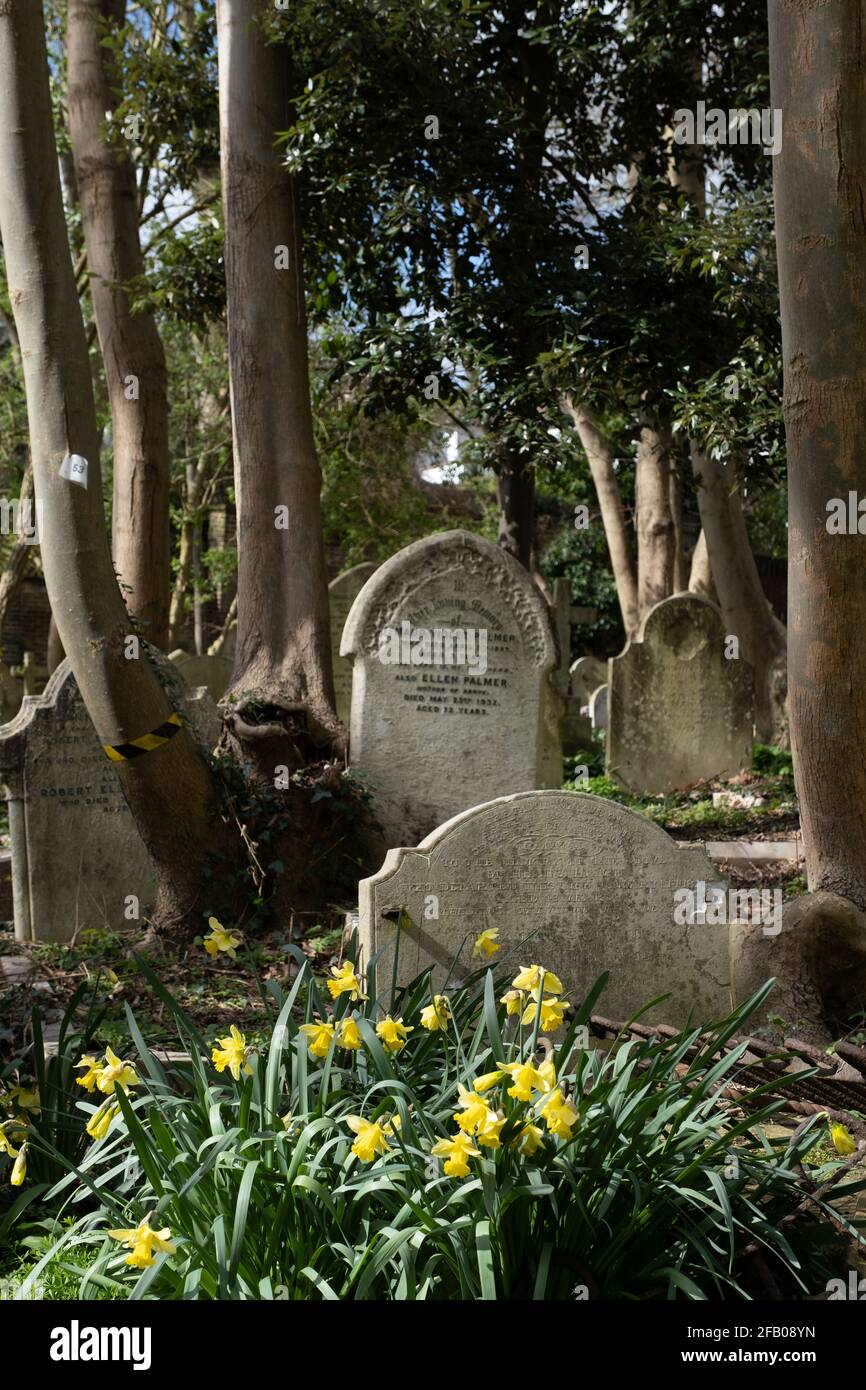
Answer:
[26, 951, 864, 1301]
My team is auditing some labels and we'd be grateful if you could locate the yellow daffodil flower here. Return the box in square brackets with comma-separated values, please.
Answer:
[831, 1122, 858, 1156]
[420, 995, 451, 1031]
[10, 1142, 27, 1187]
[513, 1123, 544, 1157]
[346, 1115, 391, 1163]
[108, 1220, 176, 1269]
[521, 995, 568, 1032]
[327, 961, 367, 1002]
[475, 1109, 505, 1149]
[75, 1055, 103, 1093]
[537, 1057, 556, 1092]
[211, 1025, 253, 1079]
[540, 1088, 578, 1141]
[0, 1129, 18, 1159]
[453, 1085, 490, 1134]
[3, 1085, 39, 1115]
[203, 917, 244, 959]
[338, 1016, 363, 1051]
[500, 1061, 545, 1102]
[473, 1070, 504, 1093]
[376, 1016, 413, 1054]
[298, 1020, 336, 1059]
[86, 1100, 120, 1142]
[97, 1047, 139, 1096]
[511, 964, 563, 996]
[500, 989, 523, 1016]
[472, 929, 500, 959]
[430, 1131, 480, 1179]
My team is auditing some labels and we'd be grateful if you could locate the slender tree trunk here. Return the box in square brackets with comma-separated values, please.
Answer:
[562, 395, 639, 637]
[635, 409, 676, 620]
[687, 528, 717, 605]
[495, 448, 535, 570]
[691, 445, 787, 745]
[0, 0, 224, 925]
[67, 0, 171, 647]
[668, 456, 688, 592]
[0, 462, 33, 637]
[216, 0, 337, 750]
[46, 617, 65, 674]
[769, 0, 866, 909]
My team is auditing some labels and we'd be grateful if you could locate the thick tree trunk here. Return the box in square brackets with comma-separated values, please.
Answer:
[0, 0, 223, 926]
[496, 449, 535, 570]
[769, 0, 866, 909]
[67, 0, 171, 647]
[635, 409, 677, 620]
[562, 395, 639, 638]
[687, 528, 717, 605]
[216, 0, 337, 749]
[691, 445, 786, 745]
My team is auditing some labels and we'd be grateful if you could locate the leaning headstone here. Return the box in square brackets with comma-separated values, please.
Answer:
[359, 789, 730, 1025]
[169, 650, 232, 702]
[0, 653, 219, 943]
[341, 530, 558, 845]
[570, 655, 607, 713]
[329, 563, 377, 724]
[589, 684, 608, 731]
[607, 595, 753, 795]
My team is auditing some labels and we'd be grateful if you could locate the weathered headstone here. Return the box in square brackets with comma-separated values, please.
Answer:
[169, 650, 232, 702]
[607, 595, 753, 795]
[570, 655, 607, 713]
[589, 684, 608, 731]
[359, 789, 731, 1024]
[0, 654, 219, 943]
[341, 530, 558, 845]
[329, 563, 377, 724]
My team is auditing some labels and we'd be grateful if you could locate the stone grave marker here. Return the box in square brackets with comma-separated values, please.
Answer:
[0, 652, 219, 943]
[359, 789, 731, 1025]
[329, 563, 377, 724]
[607, 594, 753, 795]
[169, 650, 232, 702]
[570, 655, 607, 713]
[341, 530, 558, 845]
[589, 684, 608, 731]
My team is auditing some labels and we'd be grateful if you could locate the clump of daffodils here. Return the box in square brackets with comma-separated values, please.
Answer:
[502, 964, 569, 1034]
[75, 1047, 140, 1143]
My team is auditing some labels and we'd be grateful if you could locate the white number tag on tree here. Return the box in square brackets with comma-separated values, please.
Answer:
[59, 453, 88, 488]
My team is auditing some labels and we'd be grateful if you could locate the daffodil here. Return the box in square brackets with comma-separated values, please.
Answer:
[473, 1070, 504, 1093]
[472, 929, 500, 959]
[475, 1109, 505, 1149]
[75, 1055, 103, 1093]
[3, 1085, 39, 1115]
[430, 1131, 480, 1179]
[346, 1115, 391, 1163]
[96, 1047, 139, 1096]
[10, 1143, 27, 1187]
[86, 1100, 120, 1142]
[203, 917, 244, 959]
[511, 964, 563, 996]
[537, 1056, 556, 1092]
[500, 989, 522, 1016]
[298, 1020, 336, 1059]
[521, 994, 568, 1032]
[211, 1025, 253, 1079]
[453, 1085, 490, 1134]
[420, 995, 451, 1031]
[108, 1221, 176, 1269]
[513, 1123, 544, 1157]
[500, 1061, 545, 1103]
[0, 1129, 18, 1159]
[831, 1122, 858, 1156]
[540, 1088, 579, 1141]
[327, 961, 367, 1002]
[376, 1016, 413, 1054]
[338, 1016, 363, 1051]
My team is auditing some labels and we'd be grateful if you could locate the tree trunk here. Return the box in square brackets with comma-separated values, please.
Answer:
[562, 395, 639, 638]
[495, 448, 535, 570]
[687, 528, 717, 605]
[216, 0, 337, 750]
[769, 0, 866, 909]
[668, 455, 688, 593]
[0, 462, 33, 638]
[635, 409, 676, 621]
[691, 445, 787, 746]
[67, 0, 171, 648]
[0, 0, 224, 927]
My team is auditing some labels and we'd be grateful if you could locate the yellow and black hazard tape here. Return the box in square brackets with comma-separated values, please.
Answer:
[102, 711, 183, 763]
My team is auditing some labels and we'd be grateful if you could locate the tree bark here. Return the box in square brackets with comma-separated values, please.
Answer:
[769, 0, 866, 909]
[635, 408, 677, 621]
[67, 0, 171, 647]
[687, 528, 717, 605]
[691, 445, 787, 745]
[495, 448, 535, 570]
[562, 395, 639, 638]
[216, 0, 337, 746]
[0, 0, 223, 926]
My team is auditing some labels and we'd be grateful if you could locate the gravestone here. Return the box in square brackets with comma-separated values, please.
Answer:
[359, 789, 730, 1025]
[169, 650, 232, 702]
[0, 670, 23, 726]
[329, 563, 377, 724]
[589, 684, 608, 731]
[570, 656, 607, 713]
[341, 530, 558, 845]
[607, 595, 753, 795]
[0, 653, 219, 943]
